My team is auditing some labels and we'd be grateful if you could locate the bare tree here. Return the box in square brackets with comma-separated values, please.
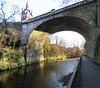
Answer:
[0, 0, 20, 35]
[53, 0, 81, 6]
[59, 38, 66, 47]
[13, 30, 23, 49]
[7, 28, 23, 49]
[0, 0, 20, 48]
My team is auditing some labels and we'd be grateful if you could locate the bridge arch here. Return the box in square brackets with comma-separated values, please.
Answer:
[22, 0, 100, 63]
[29, 16, 93, 43]
[26, 16, 94, 62]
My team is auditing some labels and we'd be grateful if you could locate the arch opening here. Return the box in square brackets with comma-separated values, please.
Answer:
[27, 16, 94, 63]
[49, 31, 86, 48]
[46, 31, 86, 60]
[34, 16, 92, 42]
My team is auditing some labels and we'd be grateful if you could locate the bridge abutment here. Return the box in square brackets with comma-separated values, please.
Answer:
[97, 1, 100, 27]
[26, 30, 50, 64]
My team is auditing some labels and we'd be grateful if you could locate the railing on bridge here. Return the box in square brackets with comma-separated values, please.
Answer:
[28, 0, 94, 22]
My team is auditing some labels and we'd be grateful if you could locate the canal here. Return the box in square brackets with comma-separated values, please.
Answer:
[0, 59, 79, 88]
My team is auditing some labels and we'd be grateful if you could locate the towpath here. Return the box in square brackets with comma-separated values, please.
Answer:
[80, 56, 100, 88]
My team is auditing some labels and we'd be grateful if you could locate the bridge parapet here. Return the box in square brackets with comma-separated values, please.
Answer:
[25, 0, 94, 23]
[54, 0, 93, 13]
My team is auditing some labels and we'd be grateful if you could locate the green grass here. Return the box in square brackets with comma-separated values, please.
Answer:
[0, 48, 26, 70]
[45, 55, 67, 61]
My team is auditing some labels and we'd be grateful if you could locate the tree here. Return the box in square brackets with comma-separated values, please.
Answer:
[0, 0, 20, 35]
[59, 38, 66, 47]
[8, 29, 23, 49]
[0, 0, 20, 48]
[43, 41, 50, 57]
[75, 47, 83, 57]
[53, 0, 81, 6]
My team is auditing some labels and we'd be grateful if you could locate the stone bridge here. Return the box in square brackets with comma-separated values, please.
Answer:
[22, 0, 100, 63]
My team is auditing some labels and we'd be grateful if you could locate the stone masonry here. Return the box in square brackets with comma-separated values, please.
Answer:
[22, 0, 100, 62]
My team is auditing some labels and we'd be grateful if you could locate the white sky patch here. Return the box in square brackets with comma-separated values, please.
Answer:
[49, 31, 86, 48]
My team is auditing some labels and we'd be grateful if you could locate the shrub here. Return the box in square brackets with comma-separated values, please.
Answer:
[0, 48, 26, 70]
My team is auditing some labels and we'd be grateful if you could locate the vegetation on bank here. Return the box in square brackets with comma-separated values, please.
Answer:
[0, 48, 26, 70]
[0, 23, 26, 71]
[43, 41, 66, 61]
[43, 40, 83, 61]
[0, 0, 25, 70]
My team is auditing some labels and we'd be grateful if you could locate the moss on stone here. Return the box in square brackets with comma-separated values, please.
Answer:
[27, 30, 50, 63]
[94, 34, 100, 65]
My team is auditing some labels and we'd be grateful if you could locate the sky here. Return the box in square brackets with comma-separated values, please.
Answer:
[5, 0, 83, 21]
[3, 0, 85, 48]
[6, 0, 61, 21]
[49, 31, 86, 48]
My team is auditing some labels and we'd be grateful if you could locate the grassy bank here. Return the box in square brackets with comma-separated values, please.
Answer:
[0, 48, 26, 71]
[44, 55, 67, 61]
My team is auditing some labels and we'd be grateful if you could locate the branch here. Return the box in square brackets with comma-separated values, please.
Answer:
[6, 11, 16, 20]
[6, 5, 20, 21]
[54, 0, 81, 6]
[0, 7, 5, 20]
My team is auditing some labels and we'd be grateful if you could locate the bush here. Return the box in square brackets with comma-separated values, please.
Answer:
[43, 41, 67, 61]
[43, 40, 83, 61]
[43, 41, 50, 57]
[0, 48, 26, 70]
[0, 51, 3, 59]
[46, 55, 66, 61]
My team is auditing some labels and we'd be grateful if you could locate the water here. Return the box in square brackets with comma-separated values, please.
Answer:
[0, 59, 79, 88]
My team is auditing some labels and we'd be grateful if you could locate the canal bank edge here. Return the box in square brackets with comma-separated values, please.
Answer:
[67, 56, 82, 88]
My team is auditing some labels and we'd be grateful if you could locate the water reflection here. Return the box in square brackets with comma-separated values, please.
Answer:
[0, 60, 79, 88]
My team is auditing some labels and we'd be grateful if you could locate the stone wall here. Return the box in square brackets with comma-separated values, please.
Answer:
[26, 30, 50, 64]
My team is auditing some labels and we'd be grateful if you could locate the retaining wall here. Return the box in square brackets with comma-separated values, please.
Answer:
[67, 57, 82, 88]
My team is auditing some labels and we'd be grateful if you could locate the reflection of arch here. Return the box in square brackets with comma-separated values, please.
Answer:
[29, 16, 92, 43]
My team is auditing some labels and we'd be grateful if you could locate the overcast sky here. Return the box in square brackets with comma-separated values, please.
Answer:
[49, 31, 86, 48]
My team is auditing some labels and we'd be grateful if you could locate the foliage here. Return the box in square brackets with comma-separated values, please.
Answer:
[43, 41, 67, 61]
[0, 26, 23, 49]
[67, 47, 83, 58]
[0, 1, 25, 71]
[8, 28, 23, 49]
[0, 48, 26, 70]
[43, 40, 83, 61]
[28, 36, 35, 49]
[0, 24, 25, 71]
[43, 41, 50, 57]
[47, 55, 66, 61]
